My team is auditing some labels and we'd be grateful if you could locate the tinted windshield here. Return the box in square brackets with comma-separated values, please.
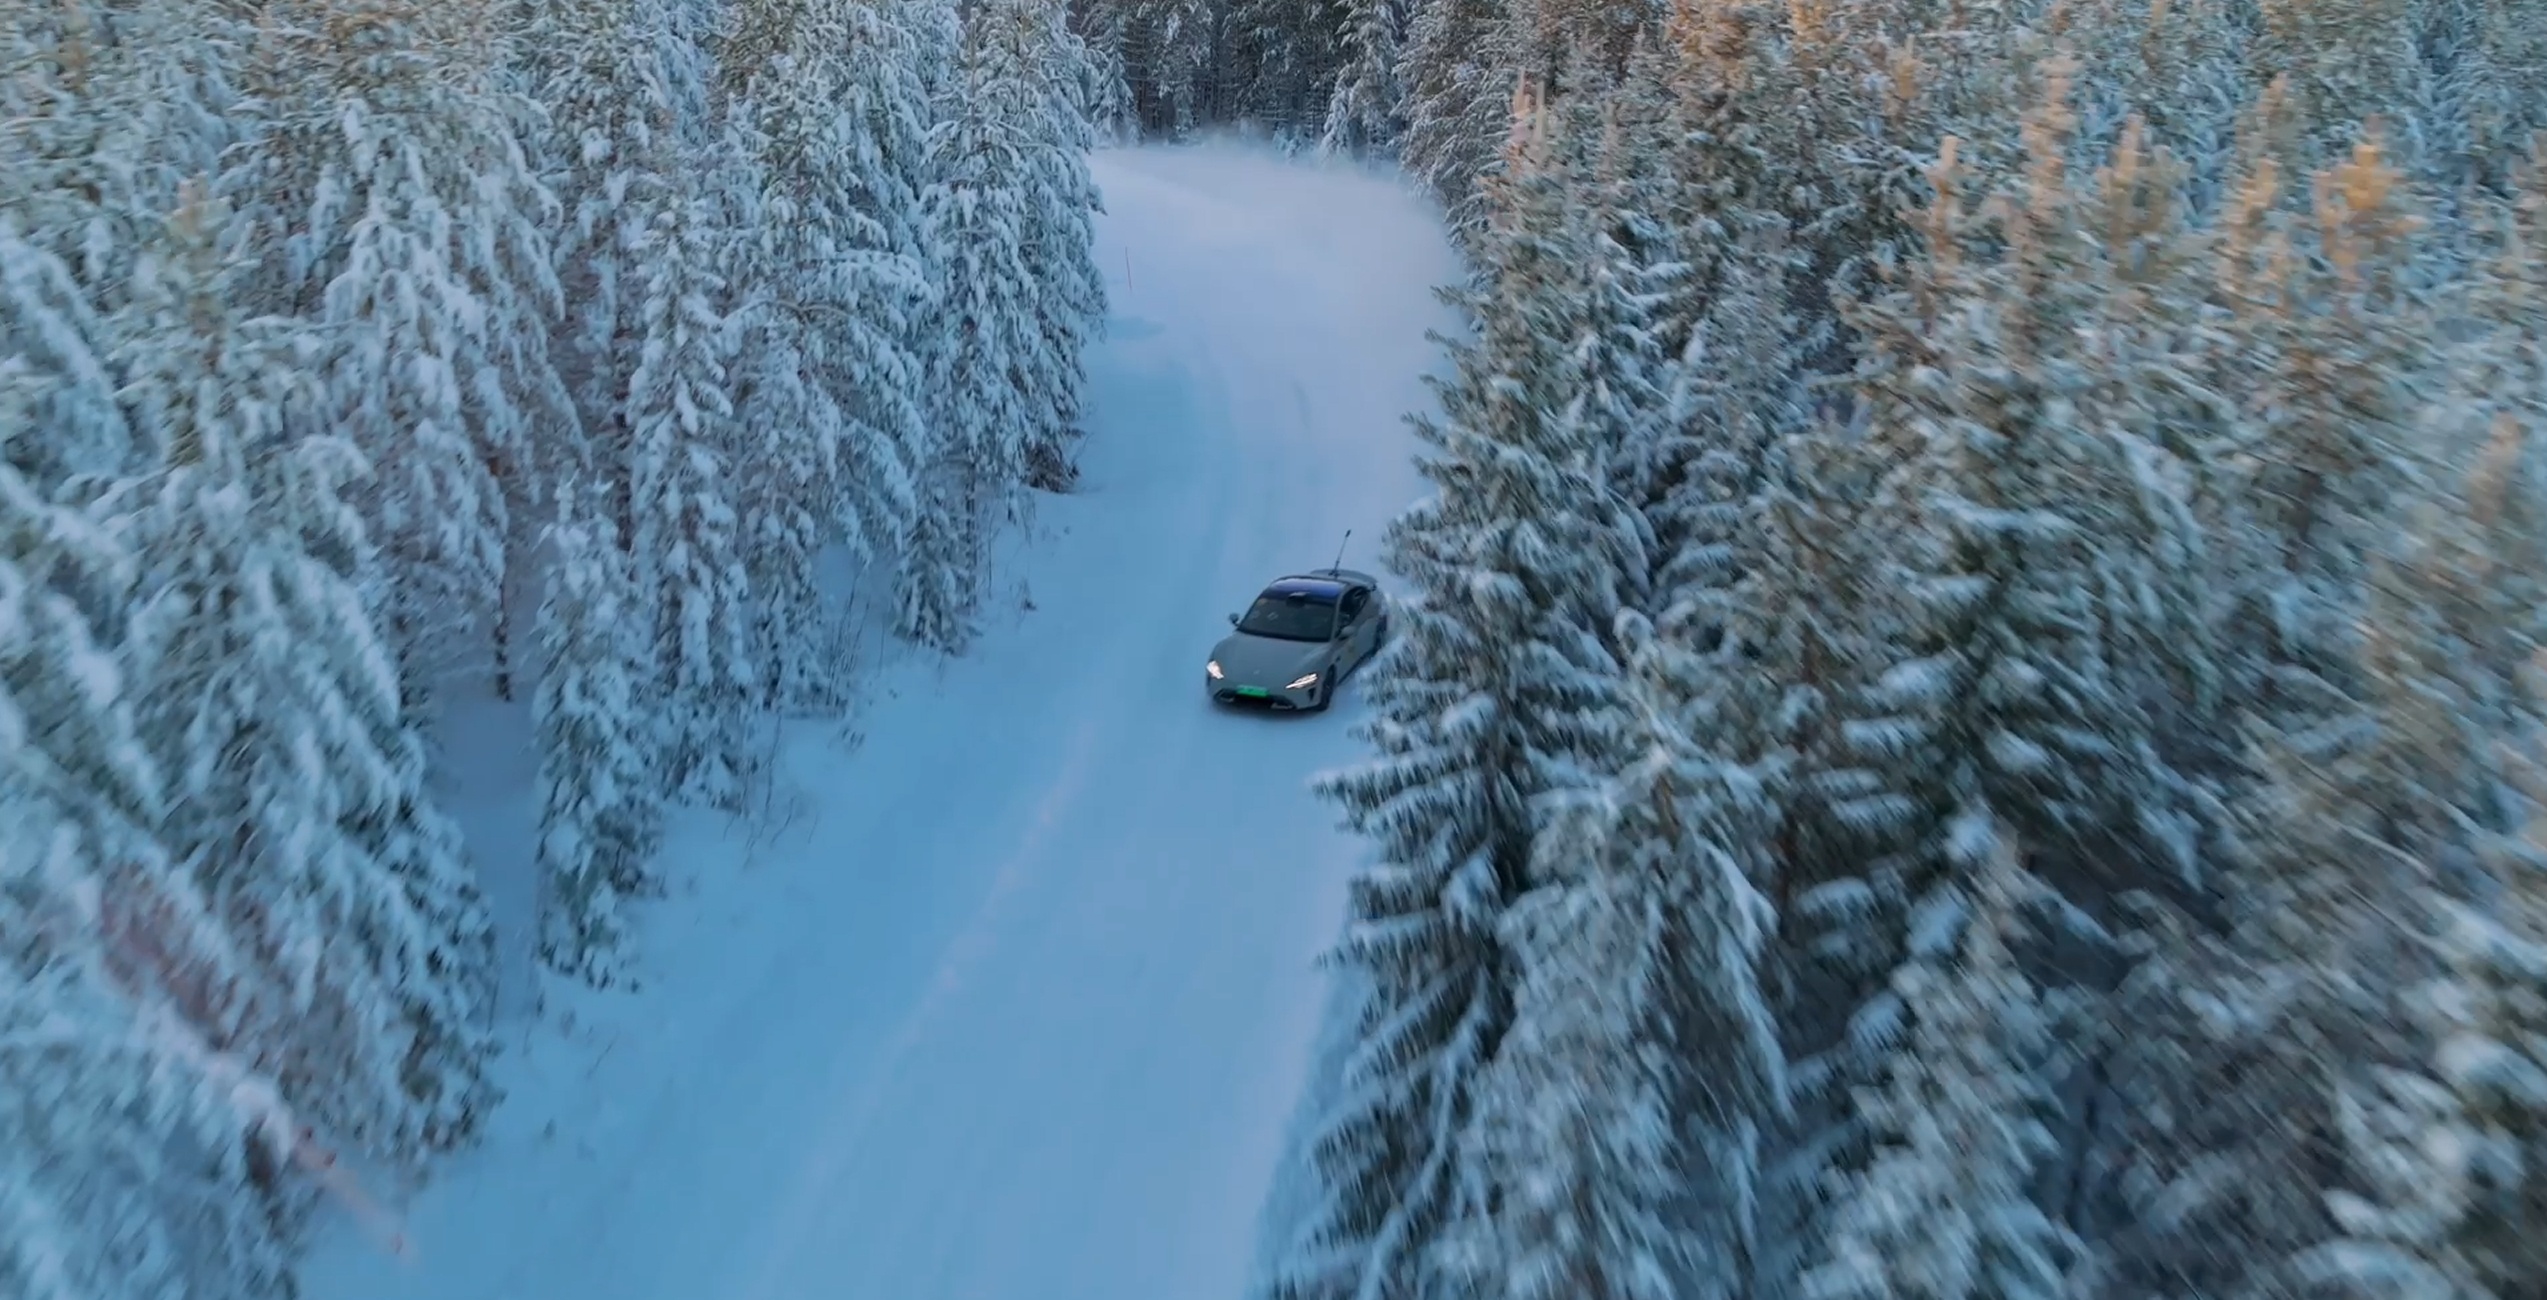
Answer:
[1237, 593, 1337, 642]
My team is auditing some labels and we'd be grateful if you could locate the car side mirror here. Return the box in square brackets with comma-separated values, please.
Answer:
[1227, 612, 1239, 626]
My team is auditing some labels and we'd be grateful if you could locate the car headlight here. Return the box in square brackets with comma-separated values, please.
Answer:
[1287, 673, 1319, 690]
[1206, 660, 1223, 679]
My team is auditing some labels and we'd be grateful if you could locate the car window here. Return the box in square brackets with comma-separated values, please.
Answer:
[1340, 588, 1367, 621]
[1237, 593, 1338, 641]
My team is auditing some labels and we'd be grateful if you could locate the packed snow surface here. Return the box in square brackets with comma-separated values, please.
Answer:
[295, 142, 1459, 1300]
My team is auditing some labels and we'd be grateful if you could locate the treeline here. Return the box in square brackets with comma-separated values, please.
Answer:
[1053, 0, 1662, 161]
[0, 0, 1103, 1288]
[1263, 0, 2547, 1296]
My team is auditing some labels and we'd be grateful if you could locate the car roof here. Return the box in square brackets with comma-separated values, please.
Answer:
[1285, 567, 1381, 590]
[1262, 576, 1344, 602]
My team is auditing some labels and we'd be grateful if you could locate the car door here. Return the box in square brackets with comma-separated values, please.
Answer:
[1338, 586, 1376, 667]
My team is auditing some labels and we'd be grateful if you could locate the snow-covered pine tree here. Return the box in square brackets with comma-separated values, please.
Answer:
[1505, 0, 1657, 93]
[1002, 0, 1111, 491]
[2457, 148, 2546, 432]
[2205, 101, 2434, 725]
[1800, 822, 2079, 1300]
[1396, 0, 1521, 240]
[531, 0, 697, 494]
[0, 168, 300, 1300]
[1549, 82, 1672, 522]
[1223, 0, 1350, 143]
[625, 158, 758, 809]
[2292, 668, 2547, 1299]
[1120, 0, 1218, 134]
[1436, 607, 1785, 1300]
[1639, 0, 1795, 349]
[1841, 66, 2187, 885]
[760, 0, 949, 712]
[718, 0, 932, 708]
[219, 0, 572, 706]
[1735, 420, 1921, 1300]
[0, 819, 296, 1300]
[897, 0, 1050, 649]
[2154, 412, 2546, 1299]
[534, 475, 664, 987]
[2299, 892, 2547, 1299]
[0, 0, 238, 490]
[117, 183, 498, 1172]
[1635, 216, 1810, 644]
[1269, 84, 1644, 1300]
[2243, 0, 2441, 190]
[1068, 0, 1141, 142]
[1322, 0, 1408, 155]
[2289, 540, 2547, 1296]
[1774, 71, 2211, 1296]
[2069, 115, 2490, 1300]
[0, 238, 165, 854]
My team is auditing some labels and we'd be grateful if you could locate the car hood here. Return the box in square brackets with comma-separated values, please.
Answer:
[1211, 632, 1331, 685]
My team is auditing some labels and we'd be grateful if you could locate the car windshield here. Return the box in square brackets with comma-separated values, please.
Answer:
[1237, 591, 1337, 642]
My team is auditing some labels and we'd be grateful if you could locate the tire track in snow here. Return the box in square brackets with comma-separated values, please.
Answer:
[717, 707, 1112, 1300]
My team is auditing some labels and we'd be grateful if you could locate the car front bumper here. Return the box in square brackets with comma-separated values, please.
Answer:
[1210, 677, 1318, 710]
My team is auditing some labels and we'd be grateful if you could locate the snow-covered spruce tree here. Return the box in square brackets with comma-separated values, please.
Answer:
[1002, 0, 1111, 492]
[748, 0, 957, 708]
[896, 0, 1051, 649]
[1227, 0, 1353, 143]
[1, 189, 311, 1300]
[718, 0, 933, 708]
[2243, 0, 2441, 191]
[1548, 84, 1673, 515]
[529, 0, 702, 492]
[533, 476, 663, 987]
[0, 0, 239, 491]
[1800, 824, 2080, 1300]
[117, 184, 498, 1170]
[219, 0, 572, 704]
[1321, 0, 1407, 154]
[1268, 86, 1644, 1300]
[2, 353, 303, 1300]
[2066, 118, 2487, 1300]
[625, 160, 758, 809]
[2125, 416, 2541, 1300]
[1396, 0, 1521, 241]
[1118, 0, 1217, 134]
[2208, 110, 2435, 698]
[1436, 608, 1785, 1300]
[0, 819, 301, 1300]
[1775, 73, 2218, 1295]
[1067, 0, 1140, 142]
[1841, 68, 2194, 889]
[2297, 891, 2547, 1299]
[2282, 430, 2547, 1299]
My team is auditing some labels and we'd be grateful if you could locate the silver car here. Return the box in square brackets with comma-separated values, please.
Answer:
[1205, 568, 1391, 712]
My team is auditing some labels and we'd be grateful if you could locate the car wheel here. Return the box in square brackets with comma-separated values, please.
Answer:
[1312, 669, 1335, 712]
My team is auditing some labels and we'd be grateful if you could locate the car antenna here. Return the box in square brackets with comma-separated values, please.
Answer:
[1330, 528, 1351, 575]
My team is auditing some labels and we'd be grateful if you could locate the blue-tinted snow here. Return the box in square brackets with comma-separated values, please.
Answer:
[295, 141, 1459, 1300]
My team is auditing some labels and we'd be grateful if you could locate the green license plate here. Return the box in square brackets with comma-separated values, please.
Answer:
[1234, 686, 1270, 698]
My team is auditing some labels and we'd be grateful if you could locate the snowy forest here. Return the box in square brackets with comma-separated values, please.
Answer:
[1241, 0, 2547, 1295]
[0, 0, 1106, 1285]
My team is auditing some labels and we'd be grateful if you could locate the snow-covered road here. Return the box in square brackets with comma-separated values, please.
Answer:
[297, 143, 1457, 1300]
